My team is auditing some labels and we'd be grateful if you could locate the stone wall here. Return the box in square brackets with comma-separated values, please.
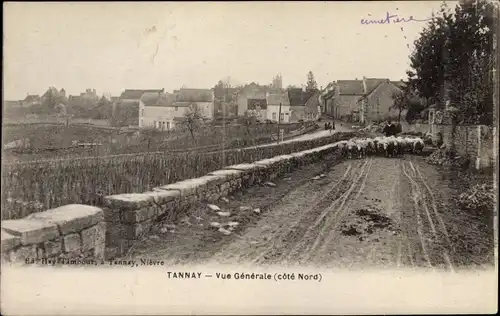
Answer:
[101, 143, 339, 259]
[408, 121, 495, 170]
[1, 204, 105, 264]
[1, 140, 343, 263]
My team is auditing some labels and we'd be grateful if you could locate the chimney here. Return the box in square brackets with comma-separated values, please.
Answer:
[362, 76, 368, 94]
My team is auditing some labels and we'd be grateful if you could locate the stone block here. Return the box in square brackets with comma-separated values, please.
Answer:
[103, 207, 121, 223]
[2, 219, 59, 245]
[106, 219, 152, 241]
[1, 229, 21, 252]
[94, 240, 105, 260]
[155, 176, 219, 196]
[63, 233, 81, 253]
[44, 239, 63, 257]
[208, 169, 243, 180]
[81, 223, 106, 251]
[104, 193, 154, 211]
[28, 204, 104, 235]
[36, 244, 45, 259]
[143, 190, 180, 204]
[122, 206, 157, 223]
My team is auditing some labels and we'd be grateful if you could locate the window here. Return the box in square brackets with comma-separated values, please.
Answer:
[167, 121, 171, 130]
[141, 109, 144, 117]
[272, 112, 277, 120]
[280, 113, 284, 121]
[162, 121, 166, 130]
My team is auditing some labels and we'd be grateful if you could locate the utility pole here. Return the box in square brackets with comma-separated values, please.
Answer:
[277, 102, 282, 144]
[222, 85, 226, 166]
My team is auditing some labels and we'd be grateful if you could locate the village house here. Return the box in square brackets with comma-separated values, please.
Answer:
[321, 77, 403, 123]
[138, 88, 214, 130]
[235, 82, 269, 121]
[355, 79, 405, 123]
[22, 94, 41, 107]
[287, 87, 317, 122]
[266, 90, 291, 123]
[173, 88, 214, 120]
[112, 88, 165, 127]
[304, 90, 322, 121]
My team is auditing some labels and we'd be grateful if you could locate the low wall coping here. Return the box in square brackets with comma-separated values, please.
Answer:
[104, 193, 155, 210]
[27, 204, 103, 235]
[1, 230, 21, 252]
[1, 218, 60, 246]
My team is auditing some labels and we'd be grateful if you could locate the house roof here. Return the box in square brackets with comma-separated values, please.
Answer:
[24, 94, 41, 102]
[287, 88, 316, 107]
[68, 95, 83, 103]
[115, 99, 140, 107]
[172, 101, 195, 107]
[337, 80, 364, 95]
[357, 79, 403, 103]
[247, 98, 267, 110]
[267, 92, 289, 106]
[214, 87, 240, 100]
[363, 78, 389, 95]
[4, 100, 21, 107]
[120, 89, 164, 100]
[174, 88, 213, 102]
[140, 92, 175, 107]
[304, 91, 321, 112]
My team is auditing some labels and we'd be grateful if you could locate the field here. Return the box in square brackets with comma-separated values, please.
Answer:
[2, 121, 317, 162]
[1, 122, 331, 220]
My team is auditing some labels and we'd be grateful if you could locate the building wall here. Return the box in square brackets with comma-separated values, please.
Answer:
[362, 82, 401, 123]
[267, 104, 291, 123]
[139, 101, 188, 130]
[195, 101, 214, 120]
[290, 106, 305, 122]
[236, 87, 267, 116]
[335, 95, 361, 119]
[325, 98, 336, 117]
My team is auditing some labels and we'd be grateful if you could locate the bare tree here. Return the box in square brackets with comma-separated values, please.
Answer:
[181, 103, 205, 144]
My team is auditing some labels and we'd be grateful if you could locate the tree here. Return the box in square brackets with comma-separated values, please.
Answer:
[391, 86, 426, 124]
[306, 71, 318, 91]
[181, 103, 205, 143]
[407, 0, 496, 125]
[91, 97, 112, 119]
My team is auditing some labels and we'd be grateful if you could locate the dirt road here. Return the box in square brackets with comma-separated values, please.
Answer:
[127, 154, 494, 271]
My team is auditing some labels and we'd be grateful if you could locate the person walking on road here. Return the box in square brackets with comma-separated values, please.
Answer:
[383, 121, 392, 137]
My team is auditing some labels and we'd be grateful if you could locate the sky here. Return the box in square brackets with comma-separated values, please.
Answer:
[3, 1, 454, 100]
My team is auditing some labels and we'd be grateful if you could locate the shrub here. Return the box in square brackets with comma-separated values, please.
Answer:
[457, 183, 495, 213]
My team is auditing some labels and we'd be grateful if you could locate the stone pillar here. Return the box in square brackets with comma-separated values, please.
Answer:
[437, 106, 460, 152]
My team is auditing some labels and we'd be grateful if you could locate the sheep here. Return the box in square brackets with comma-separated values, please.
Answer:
[413, 138, 424, 155]
[338, 135, 424, 160]
[346, 140, 359, 159]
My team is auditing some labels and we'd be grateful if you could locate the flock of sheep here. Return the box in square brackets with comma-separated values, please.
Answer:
[337, 135, 425, 159]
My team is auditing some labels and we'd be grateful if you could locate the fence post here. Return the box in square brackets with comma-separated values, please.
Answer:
[476, 125, 482, 170]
